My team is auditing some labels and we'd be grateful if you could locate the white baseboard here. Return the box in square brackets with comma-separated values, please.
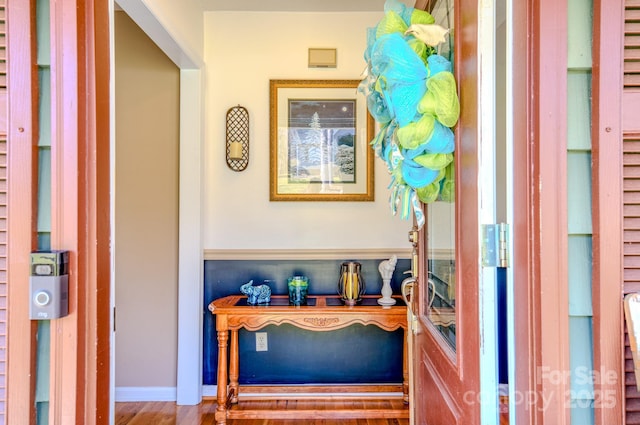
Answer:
[115, 386, 177, 402]
[202, 385, 217, 397]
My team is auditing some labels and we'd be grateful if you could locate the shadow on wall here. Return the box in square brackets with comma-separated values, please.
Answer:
[203, 258, 411, 385]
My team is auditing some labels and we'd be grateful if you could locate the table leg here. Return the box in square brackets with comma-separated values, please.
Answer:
[215, 329, 229, 425]
[403, 327, 409, 404]
[229, 329, 239, 403]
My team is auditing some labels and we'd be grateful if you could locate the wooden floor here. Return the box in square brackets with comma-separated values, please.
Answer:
[115, 398, 509, 424]
[115, 399, 410, 425]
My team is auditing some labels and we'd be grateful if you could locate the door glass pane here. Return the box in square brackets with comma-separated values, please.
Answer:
[424, 0, 456, 351]
[426, 201, 456, 350]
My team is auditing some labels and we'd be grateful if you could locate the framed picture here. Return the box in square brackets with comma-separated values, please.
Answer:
[269, 79, 375, 201]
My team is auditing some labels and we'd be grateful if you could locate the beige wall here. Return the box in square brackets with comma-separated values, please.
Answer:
[115, 12, 180, 388]
[117, 0, 204, 68]
[136, 0, 203, 61]
[204, 11, 413, 250]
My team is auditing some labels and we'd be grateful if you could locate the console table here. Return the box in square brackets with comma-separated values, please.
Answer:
[208, 294, 408, 425]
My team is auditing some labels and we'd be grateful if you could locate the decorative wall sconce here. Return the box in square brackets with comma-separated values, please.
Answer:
[226, 105, 249, 171]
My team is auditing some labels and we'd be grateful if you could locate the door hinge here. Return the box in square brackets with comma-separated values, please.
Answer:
[481, 223, 509, 268]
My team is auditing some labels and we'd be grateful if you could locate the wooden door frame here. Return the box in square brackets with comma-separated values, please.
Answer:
[512, 0, 625, 423]
[7, 0, 111, 424]
[512, 0, 571, 422]
[47, 0, 111, 423]
[510, 0, 537, 421]
[591, 0, 624, 424]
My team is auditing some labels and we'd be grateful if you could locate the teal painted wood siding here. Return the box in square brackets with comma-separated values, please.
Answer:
[36, 0, 51, 423]
[567, 0, 594, 422]
[36, 0, 50, 246]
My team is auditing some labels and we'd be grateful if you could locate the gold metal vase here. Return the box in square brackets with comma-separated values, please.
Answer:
[338, 261, 365, 305]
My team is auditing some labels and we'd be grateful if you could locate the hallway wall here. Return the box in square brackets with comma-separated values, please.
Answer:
[114, 11, 180, 391]
[203, 11, 414, 251]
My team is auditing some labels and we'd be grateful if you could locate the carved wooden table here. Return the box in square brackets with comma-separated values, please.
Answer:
[208, 294, 408, 425]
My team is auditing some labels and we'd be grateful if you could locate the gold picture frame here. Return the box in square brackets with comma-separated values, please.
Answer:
[269, 79, 375, 202]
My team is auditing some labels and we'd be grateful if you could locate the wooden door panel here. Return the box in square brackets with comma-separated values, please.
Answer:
[420, 348, 462, 425]
[411, 0, 480, 423]
[412, 246, 478, 424]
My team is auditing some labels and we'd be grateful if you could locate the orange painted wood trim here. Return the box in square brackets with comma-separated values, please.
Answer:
[413, 0, 427, 11]
[88, 2, 111, 422]
[6, 0, 38, 424]
[48, 0, 85, 421]
[48, 0, 111, 424]
[533, 0, 571, 423]
[455, 1, 481, 421]
[510, 1, 538, 424]
[591, 0, 625, 423]
[225, 408, 409, 420]
[412, 0, 433, 12]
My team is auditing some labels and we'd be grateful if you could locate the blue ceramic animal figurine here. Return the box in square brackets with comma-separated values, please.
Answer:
[240, 280, 271, 305]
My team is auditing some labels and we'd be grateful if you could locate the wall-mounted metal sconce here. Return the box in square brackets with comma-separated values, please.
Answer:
[308, 48, 337, 68]
[226, 105, 249, 171]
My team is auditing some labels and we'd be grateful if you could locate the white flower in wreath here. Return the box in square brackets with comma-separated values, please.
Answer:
[405, 24, 449, 47]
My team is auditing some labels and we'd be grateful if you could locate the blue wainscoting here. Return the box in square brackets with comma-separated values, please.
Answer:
[203, 258, 411, 386]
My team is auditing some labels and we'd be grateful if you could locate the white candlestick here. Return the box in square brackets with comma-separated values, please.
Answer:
[378, 279, 397, 305]
[229, 141, 243, 160]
